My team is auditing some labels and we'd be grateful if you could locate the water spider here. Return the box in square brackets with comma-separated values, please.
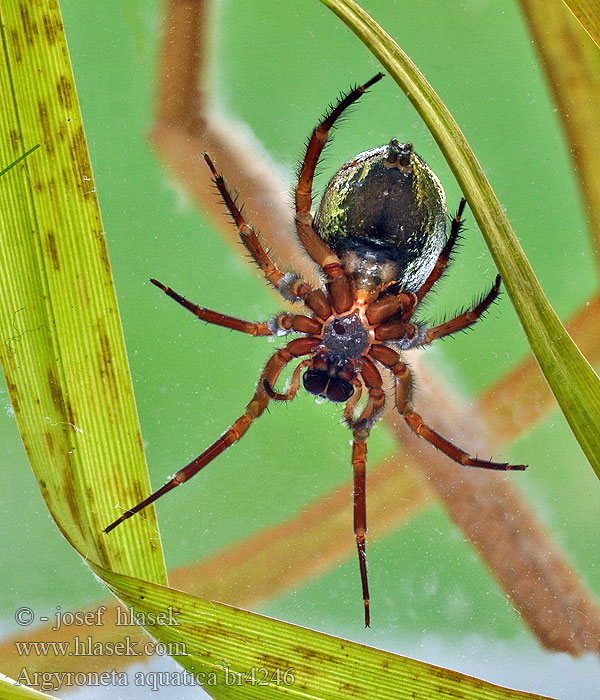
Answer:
[105, 73, 526, 626]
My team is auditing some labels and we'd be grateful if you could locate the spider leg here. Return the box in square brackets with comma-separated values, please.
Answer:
[369, 343, 527, 470]
[346, 356, 386, 626]
[355, 356, 386, 428]
[417, 198, 466, 303]
[365, 291, 418, 325]
[352, 431, 370, 627]
[150, 278, 273, 335]
[419, 275, 501, 345]
[269, 313, 323, 336]
[263, 359, 311, 401]
[104, 336, 320, 534]
[295, 74, 384, 280]
[343, 379, 363, 427]
[203, 154, 313, 302]
[151, 279, 325, 339]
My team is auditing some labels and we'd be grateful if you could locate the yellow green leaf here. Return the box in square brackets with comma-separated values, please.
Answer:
[319, 0, 600, 480]
[0, 0, 166, 582]
[93, 561, 552, 700]
[561, 0, 600, 48]
[0, 672, 59, 700]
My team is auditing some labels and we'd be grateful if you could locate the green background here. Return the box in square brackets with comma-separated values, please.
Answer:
[1, 1, 599, 698]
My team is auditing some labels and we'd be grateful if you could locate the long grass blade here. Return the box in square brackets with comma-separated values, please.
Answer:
[93, 561, 554, 700]
[318, 0, 600, 479]
[520, 0, 600, 267]
[0, 673, 58, 700]
[561, 0, 600, 48]
[0, 2, 165, 579]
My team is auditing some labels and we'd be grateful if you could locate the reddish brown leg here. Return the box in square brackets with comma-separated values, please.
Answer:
[417, 198, 466, 303]
[343, 379, 363, 427]
[345, 377, 385, 432]
[204, 154, 313, 300]
[352, 431, 370, 627]
[150, 278, 273, 336]
[346, 356, 387, 626]
[348, 356, 385, 430]
[365, 291, 418, 326]
[263, 359, 311, 400]
[369, 343, 527, 470]
[269, 313, 323, 337]
[419, 275, 501, 345]
[295, 74, 383, 276]
[104, 337, 320, 533]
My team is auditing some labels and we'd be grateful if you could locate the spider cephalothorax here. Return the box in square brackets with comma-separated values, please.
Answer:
[105, 73, 526, 626]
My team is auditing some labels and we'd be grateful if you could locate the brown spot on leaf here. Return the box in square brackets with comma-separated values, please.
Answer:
[46, 231, 60, 270]
[19, 4, 38, 46]
[97, 321, 119, 404]
[42, 13, 58, 45]
[95, 533, 113, 568]
[339, 681, 363, 696]
[56, 75, 73, 110]
[62, 473, 84, 537]
[4, 378, 20, 414]
[47, 367, 64, 414]
[96, 237, 111, 273]
[292, 646, 337, 664]
[8, 129, 20, 151]
[37, 100, 54, 156]
[69, 127, 94, 195]
[10, 29, 22, 62]
[44, 431, 55, 456]
[61, 165, 71, 189]
[47, 367, 77, 428]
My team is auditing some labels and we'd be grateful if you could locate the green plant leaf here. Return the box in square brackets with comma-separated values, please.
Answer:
[561, 0, 600, 48]
[520, 0, 600, 263]
[0, 673, 59, 700]
[92, 561, 552, 700]
[0, 144, 39, 177]
[0, 0, 166, 582]
[319, 0, 600, 480]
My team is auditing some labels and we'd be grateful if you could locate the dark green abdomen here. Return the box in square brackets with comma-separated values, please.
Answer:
[314, 141, 446, 293]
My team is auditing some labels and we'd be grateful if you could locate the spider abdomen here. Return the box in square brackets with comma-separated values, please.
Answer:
[315, 139, 446, 293]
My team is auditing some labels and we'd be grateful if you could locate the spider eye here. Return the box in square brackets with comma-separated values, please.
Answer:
[303, 369, 328, 396]
[326, 378, 354, 403]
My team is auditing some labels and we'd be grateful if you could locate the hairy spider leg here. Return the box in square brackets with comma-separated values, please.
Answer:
[263, 359, 311, 401]
[419, 274, 502, 345]
[355, 356, 386, 429]
[352, 435, 370, 627]
[150, 278, 273, 336]
[368, 343, 527, 470]
[294, 73, 384, 283]
[343, 379, 363, 428]
[104, 336, 320, 534]
[417, 198, 466, 303]
[366, 292, 419, 326]
[203, 153, 313, 303]
[346, 356, 386, 626]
